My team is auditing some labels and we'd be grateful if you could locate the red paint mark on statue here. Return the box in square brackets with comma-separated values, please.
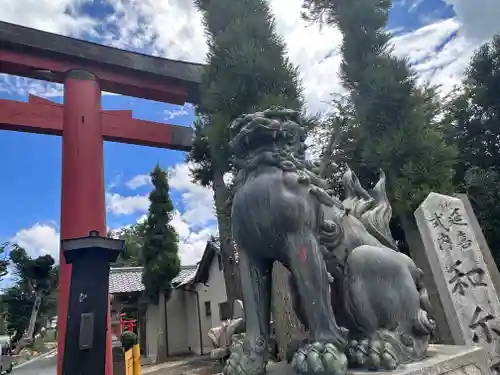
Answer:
[299, 247, 308, 264]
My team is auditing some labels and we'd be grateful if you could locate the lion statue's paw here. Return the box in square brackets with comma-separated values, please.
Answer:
[223, 337, 266, 375]
[291, 342, 348, 375]
[347, 337, 398, 371]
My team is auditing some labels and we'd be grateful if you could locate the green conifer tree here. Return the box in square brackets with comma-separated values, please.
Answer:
[188, 0, 303, 307]
[188, 0, 307, 356]
[446, 34, 500, 265]
[302, 0, 457, 341]
[142, 164, 180, 302]
[142, 164, 180, 362]
[302, 0, 456, 214]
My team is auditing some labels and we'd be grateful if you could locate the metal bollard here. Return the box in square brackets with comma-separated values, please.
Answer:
[132, 344, 141, 375]
[125, 349, 134, 375]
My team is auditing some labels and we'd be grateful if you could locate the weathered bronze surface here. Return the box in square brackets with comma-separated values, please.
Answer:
[224, 109, 435, 375]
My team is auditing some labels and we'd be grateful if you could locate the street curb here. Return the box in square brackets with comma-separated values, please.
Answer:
[14, 348, 57, 369]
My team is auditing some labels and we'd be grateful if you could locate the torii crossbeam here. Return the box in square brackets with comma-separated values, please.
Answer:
[0, 21, 204, 375]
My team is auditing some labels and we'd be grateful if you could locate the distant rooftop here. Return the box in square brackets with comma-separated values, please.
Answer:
[109, 265, 197, 294]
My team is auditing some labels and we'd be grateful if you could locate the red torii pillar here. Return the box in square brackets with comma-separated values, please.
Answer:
[0, 69, 192, 375]
[60, 70, 109, 375]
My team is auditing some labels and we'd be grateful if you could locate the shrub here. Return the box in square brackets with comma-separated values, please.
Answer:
[120, 331, 138, 351]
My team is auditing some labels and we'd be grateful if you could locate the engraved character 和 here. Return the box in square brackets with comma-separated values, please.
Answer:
[448, 260, 487, 295]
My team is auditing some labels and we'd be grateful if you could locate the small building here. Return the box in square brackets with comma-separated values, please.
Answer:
[109, 240, 230, 363]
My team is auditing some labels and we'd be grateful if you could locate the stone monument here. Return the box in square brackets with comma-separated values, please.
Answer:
[208, 300, 246, 362]
[456, 194, 500, 295]
[221, 108, 491, 375]
[415, 193, 500, 372]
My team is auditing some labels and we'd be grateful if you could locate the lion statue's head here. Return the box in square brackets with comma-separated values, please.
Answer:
[229, 108, 307, 168]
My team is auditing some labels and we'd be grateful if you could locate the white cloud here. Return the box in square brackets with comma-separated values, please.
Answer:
[0, 0, 95, 36]
[171, 210, 190, 239]
[392, 18, 475, 95]
[0, 75, 64, 98]
[108, 163, 216, 265]
[125, 174, 151, 190]
[178, 225, 217, 266]
[171, 210, 217, 266]
[98, 0, 207, 63]
[9, 223, 60, 262]
[408, 0, 424, 13]
[167, 163, 218, 265]
[164, 103, 194, 121]
[269, 0, 345, 114]
[165, 107, 188, 120]
[1, 0, 491, 113]
[106, 193, 150, 215]
[168, 163, 215, 227]
[0, 0, 96, 96]
[443, 0, 500, 43]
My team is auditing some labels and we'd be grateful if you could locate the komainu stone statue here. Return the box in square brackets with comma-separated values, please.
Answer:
[224, 109, 435, 375]
[208, 300, 246, 363]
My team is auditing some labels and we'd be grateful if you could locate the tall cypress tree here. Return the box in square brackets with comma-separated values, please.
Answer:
[142, 164, 180, 362]
[302, 0, 456, 214]
[188, 0, 305, 356]
[189, 0, 303, 305]
[446, 34, 500, 265]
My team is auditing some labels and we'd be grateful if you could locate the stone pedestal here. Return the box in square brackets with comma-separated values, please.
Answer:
[266, 346, 491, 375]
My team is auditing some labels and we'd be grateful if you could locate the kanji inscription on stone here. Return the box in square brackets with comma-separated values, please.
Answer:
[448, 260, 487, 296]
[491, 360, 500, 375]
[415, 192, 500, 369]
[469, 306, 500, 344]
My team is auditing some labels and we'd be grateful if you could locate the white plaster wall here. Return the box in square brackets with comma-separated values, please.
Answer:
[196, 283, 217, 354]
[146, 303, 159, 362]
[166, 288, 189, 355]
[146, 257, 228, 359]
[195, 256, 228, 353]
[185, 291, 205, 355]
[202, 255, 229, 328]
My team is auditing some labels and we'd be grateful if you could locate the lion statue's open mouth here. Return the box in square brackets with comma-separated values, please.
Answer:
[229, 108, 306, 159]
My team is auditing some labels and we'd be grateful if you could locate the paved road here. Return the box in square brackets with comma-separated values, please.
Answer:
[11, 352, 221, 375]
[13, 351, 56, 375]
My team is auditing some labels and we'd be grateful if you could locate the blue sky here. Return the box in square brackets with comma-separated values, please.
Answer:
[0, 0, 496, 270]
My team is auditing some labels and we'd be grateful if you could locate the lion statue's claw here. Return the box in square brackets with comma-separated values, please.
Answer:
[347, 337, 398, 371]
[291, 342, 347, 375]
[223, 338, 266, 375]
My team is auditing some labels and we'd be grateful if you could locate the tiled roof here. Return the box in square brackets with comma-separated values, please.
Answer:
[109, 267, 144, 294]
[173, 266, 198, 286]
[109, 265, 197, 294]
[192, 240, 221, 284]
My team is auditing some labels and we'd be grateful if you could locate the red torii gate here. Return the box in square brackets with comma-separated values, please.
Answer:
[0, 21, 204, 375]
